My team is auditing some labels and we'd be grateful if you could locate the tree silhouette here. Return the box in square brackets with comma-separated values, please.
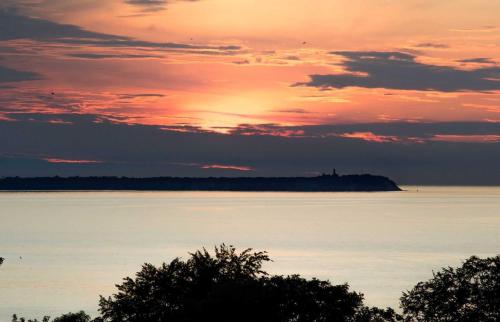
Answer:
[12, 314, 50, 322]
[98, 244, 365, 322]
[12, 311, 101, 322]
[9, 249, 500, 322]
[400, 255, 500, 321]
[352, 307, 402, 322]
[52, 311, 94, 322]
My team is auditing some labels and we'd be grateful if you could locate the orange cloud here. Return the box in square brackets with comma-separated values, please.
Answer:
[201, 164, 254, 171]
[43, 158, 102, 164]
[338, 132, 400, 143]
[430, 134, 500, 143]
[173, 162, 255, 171]
[2, 1, 500, 131]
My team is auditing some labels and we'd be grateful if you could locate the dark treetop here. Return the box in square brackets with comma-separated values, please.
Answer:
[0, 173, 400, 192]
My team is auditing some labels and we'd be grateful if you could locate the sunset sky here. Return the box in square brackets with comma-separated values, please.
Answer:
[1, 0, 499, 183]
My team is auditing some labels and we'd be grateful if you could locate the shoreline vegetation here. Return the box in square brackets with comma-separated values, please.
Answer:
[2, 245, 499, 322]
[0, 173, 400, 192]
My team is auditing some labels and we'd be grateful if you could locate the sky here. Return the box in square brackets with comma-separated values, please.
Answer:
[0, 0, 499, 184]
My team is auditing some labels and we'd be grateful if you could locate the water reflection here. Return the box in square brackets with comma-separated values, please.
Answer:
[0, 187, 499, 319]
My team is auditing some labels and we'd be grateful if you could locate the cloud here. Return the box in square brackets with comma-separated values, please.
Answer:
[1, 115, 500, 184]
[414, 43, 449, 49]
[160, 125, 209, 134]
[126, 0, 167, 6]
[200, 164, 254, 171]
[232, 59, 250, 65]
[66, 53, 164, 59]
[0, 8, 240, 52]
[124, 0, 200, 13]
[223, 122, 500, 141]
[43, 157, 103, 164]
[295, 51, 500, 92]
[337, 132, 400, 143]
[284, 55, 301, 61]
[430, 134, 500, 143]
[117, 93, 166, 99]
[225, 123, 306, 137]
[0, 7, 124, 42]
[0, 64, 40, 83]
[275, 108, 310, 114]
[457, 57, 496, 64]
[126, 0, 166, 3]
[451, 26, 498, 32]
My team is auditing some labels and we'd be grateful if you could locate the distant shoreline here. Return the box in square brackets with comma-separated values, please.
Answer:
[0, 174, 401, 192]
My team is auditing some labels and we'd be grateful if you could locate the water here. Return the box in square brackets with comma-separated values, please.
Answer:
[1, 187, 499, 320]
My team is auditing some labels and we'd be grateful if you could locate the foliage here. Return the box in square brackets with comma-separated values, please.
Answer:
[8, 249, 500, 322]
[12, 315, 50, 322]
[12, 311, 100, 322]
[400, 255, 500, 321]
[52, 311, 94, 322]
[352, 307, 403, 322]
[98, 244, 365, 322]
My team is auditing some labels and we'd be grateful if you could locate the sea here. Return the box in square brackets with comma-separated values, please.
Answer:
[1, 186, 499, 320]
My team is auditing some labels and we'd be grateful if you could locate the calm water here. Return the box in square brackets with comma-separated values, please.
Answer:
[1, 187, 500, 320]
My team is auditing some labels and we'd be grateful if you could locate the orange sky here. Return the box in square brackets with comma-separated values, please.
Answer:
[0, 0, 499, 130]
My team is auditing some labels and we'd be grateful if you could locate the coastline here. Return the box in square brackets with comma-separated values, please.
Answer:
[0, 174, 401, 192]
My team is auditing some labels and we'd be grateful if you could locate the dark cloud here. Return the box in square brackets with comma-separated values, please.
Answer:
[275, 108, 310, 114]
[0, 64, 41, 82]
[126, 0, 167, 5]
[160, 124, 211, 133]
[0, 8, 240, 52]
[126, 0, 172, 13]
[284, 55, 301, 61]
[124, 0, 200, 12]
[228, 122, 500, 138]
[295, 51, 500, 92]
[117, 93, 166, 99]
[0, 7, 125, 42]
[66, 53, 165, 59]
[224, 123, 306, 137]
[0, 45, 21, 53]
[451, 26, 498, 32]
[232, 59, 250, 65]
[179, 49, 240, 55]
[457, 57, 496, 64]
[1, 114, 500, 184]
[414, 43, 449, 48]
